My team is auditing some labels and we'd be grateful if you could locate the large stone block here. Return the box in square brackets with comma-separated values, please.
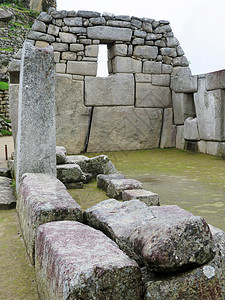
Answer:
[27, 31, 55, 42]
[152, 74, 170, 86]
[108, 43, 127, 58]
[112, 57, 142, 73]
[171, 75, 198, 93]
[136, 83, 171, 108]
[85, 74, 134, 106]
[143, 61, 162, 74]
[87, 26, 132, 42]
[107, 178, 143, 199]
[133, 45, 158, 59]
[0, 177, 16, 209]
[97, 173, 125, 191]
[16, 42, 56, 190]
[17, 173, 82, 264]
[160, 108, 176, 148]
[87, 106, 163, 152]
[143, 225, 225, 299]
[194, 78, 225, 141]
[206, 69, 225, 91]
[131, 215, 214, 272]
[176, 125, 185, 150]
[84, 199, 155, 264]
[59, 32, 76, 43]
[172, 92, 196, 125]
[57, 164, 86, 183]
[67, 61, 97, 76]
[55, 74, 90, 154]
[35, 221, 142, 300]
[122, 189, 159, 206]
[184, 117, 200, 140]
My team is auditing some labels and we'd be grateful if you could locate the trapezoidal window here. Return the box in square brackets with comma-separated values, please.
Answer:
[97, 44, 109, 77]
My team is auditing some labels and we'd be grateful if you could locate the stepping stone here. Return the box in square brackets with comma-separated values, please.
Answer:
[122, 189, 160, 206]
[84, 199, 155, 264]
[17, 173, 83, 264]
[107, 178, 143, 199]
[0, 177, 16, 209]
[97, 173, 125, 191]
[35, 221, 142, 300]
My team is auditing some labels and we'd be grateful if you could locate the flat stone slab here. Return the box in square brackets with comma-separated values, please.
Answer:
[97, 173, 125, 191]
[143, 225, 225, 299]
[57, 164, 86, 183]
[87, 26, 132, 41]
[122, 189, 159, 206]
[35, 221, 142, 300]
[84, 199, 155, 264]
[107, 179, 143, 199]
[17, 173, 83, 264]
[131, 216, 214, 272]
[0, 177, 16, 209]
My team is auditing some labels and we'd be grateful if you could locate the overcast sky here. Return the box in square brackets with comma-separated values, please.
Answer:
[57, 0, 225, 75]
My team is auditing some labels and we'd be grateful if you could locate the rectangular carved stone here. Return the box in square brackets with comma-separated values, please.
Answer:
[16, 42, 56, 190]
[87, 26, 132, 42]
[136, 83, 171, 108]
[17, 173, 83, 264]
[143, 61, 162, 74]
[206, 69, 225, 91]
[152, 74, 170, 86]
[35, 221, 142, 300]
[112, 57, 142, 73]
[67, 61, 97, 76]
[160, 108, 176, 148]
[87, 106, 163, 152]
[122, 189, 160, 206]
[171, 75, 198, 93]
[85, 74, 134, 106]
[194, 78, 225, 141]
[133, 45, 158, 59]
[55, 74, 90, 154]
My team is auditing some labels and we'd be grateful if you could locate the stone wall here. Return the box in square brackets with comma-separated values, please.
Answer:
[173, 70, 225, 158]
[9, 8, 192, 154]
[0, 89, 10, 119]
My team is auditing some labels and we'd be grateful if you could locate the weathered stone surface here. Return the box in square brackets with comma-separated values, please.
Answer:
[85, 74, 134, 106]
[52, 42, 68, 52]
[205, 141, 225, 157]
[143, 61, 162, 74]
[194, 78, 225, 141]
[70, 43, 84, 52]
[160, 47, 177, 57]
[184, 117, 200, 140]
[176, 125, 185, 150]
[89, 17, 106, 25]
[160, 108, 176, 148]
[56, 146, 67, 164]
[9, 84, 19, 144]
[67, 61, 97, 76]
[57, 164, 86, 183]
[152, 74, 170, 86]
[84, 199, 155, 263]
[107, 179, 143, 199]
[206, 69, 225, 91]
[85, 45, 99, 57]
[166, 37, 179, 47]
[77, 10, 101, 18]
[112, 57, 142, 73]
[154, 25, 172, 34]
[150, 205, 194, 219]
[173, 56, 189, 67]
[131, 216, 214, 273]
[172, 92, 196, 125]
[87, 107, 163, 152]
[87, 26, 132, 42]
[55, 63, 66, 73]
[27, 31, 55, 42]
[97, 173, 125, 191]
[51, 10, 67, 19]
[108, 44, 127, 58]
[16, 42, 56, 190]
[31, 20, 46, 33]
[61, 52, 77, 60]
[0, 177, 16, 209]
[47, 24, 59, 36]
[171, 67, 192, 77]
[171, 75, 198, 93]
[0, 8, 13, 22]
[17, 173, 82, 264]
[55, 74, 90, 154]
[133, 46, 158, 59]
[122, 189, 159, 206]
[63, 17, 82, 27]
[146, 33, 162, 40]
[135, 74, 152, 83]
[35, 221, 142, 300]
[35, 41, 49, 48]
[59, 32, 76, 43]
[136, 83, 171, 108]
[143, 225, 225, 299]
[162, 64, 173, 74]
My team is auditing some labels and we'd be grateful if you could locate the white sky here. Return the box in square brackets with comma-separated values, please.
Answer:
[57, 0, 225, 75]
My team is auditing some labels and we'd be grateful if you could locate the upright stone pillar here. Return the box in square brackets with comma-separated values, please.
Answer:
[16, 42, 56, 191]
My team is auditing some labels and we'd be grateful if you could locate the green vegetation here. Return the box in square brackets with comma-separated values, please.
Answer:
[0, 129, 12, 136]
[0, 47, 14, 52]
[0, 81, 9, 90]
[9, 20, 31, 29]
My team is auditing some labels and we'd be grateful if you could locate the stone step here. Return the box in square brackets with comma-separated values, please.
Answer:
[35, 221, 142, 300]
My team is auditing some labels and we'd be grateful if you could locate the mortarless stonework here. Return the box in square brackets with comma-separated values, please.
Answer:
[16, 42, 56, 191]
[17, 173, 83, 264]
[35, 221, 142, 300]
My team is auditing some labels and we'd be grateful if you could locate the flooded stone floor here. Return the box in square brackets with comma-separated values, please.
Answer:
[69, 148, 225, 231]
